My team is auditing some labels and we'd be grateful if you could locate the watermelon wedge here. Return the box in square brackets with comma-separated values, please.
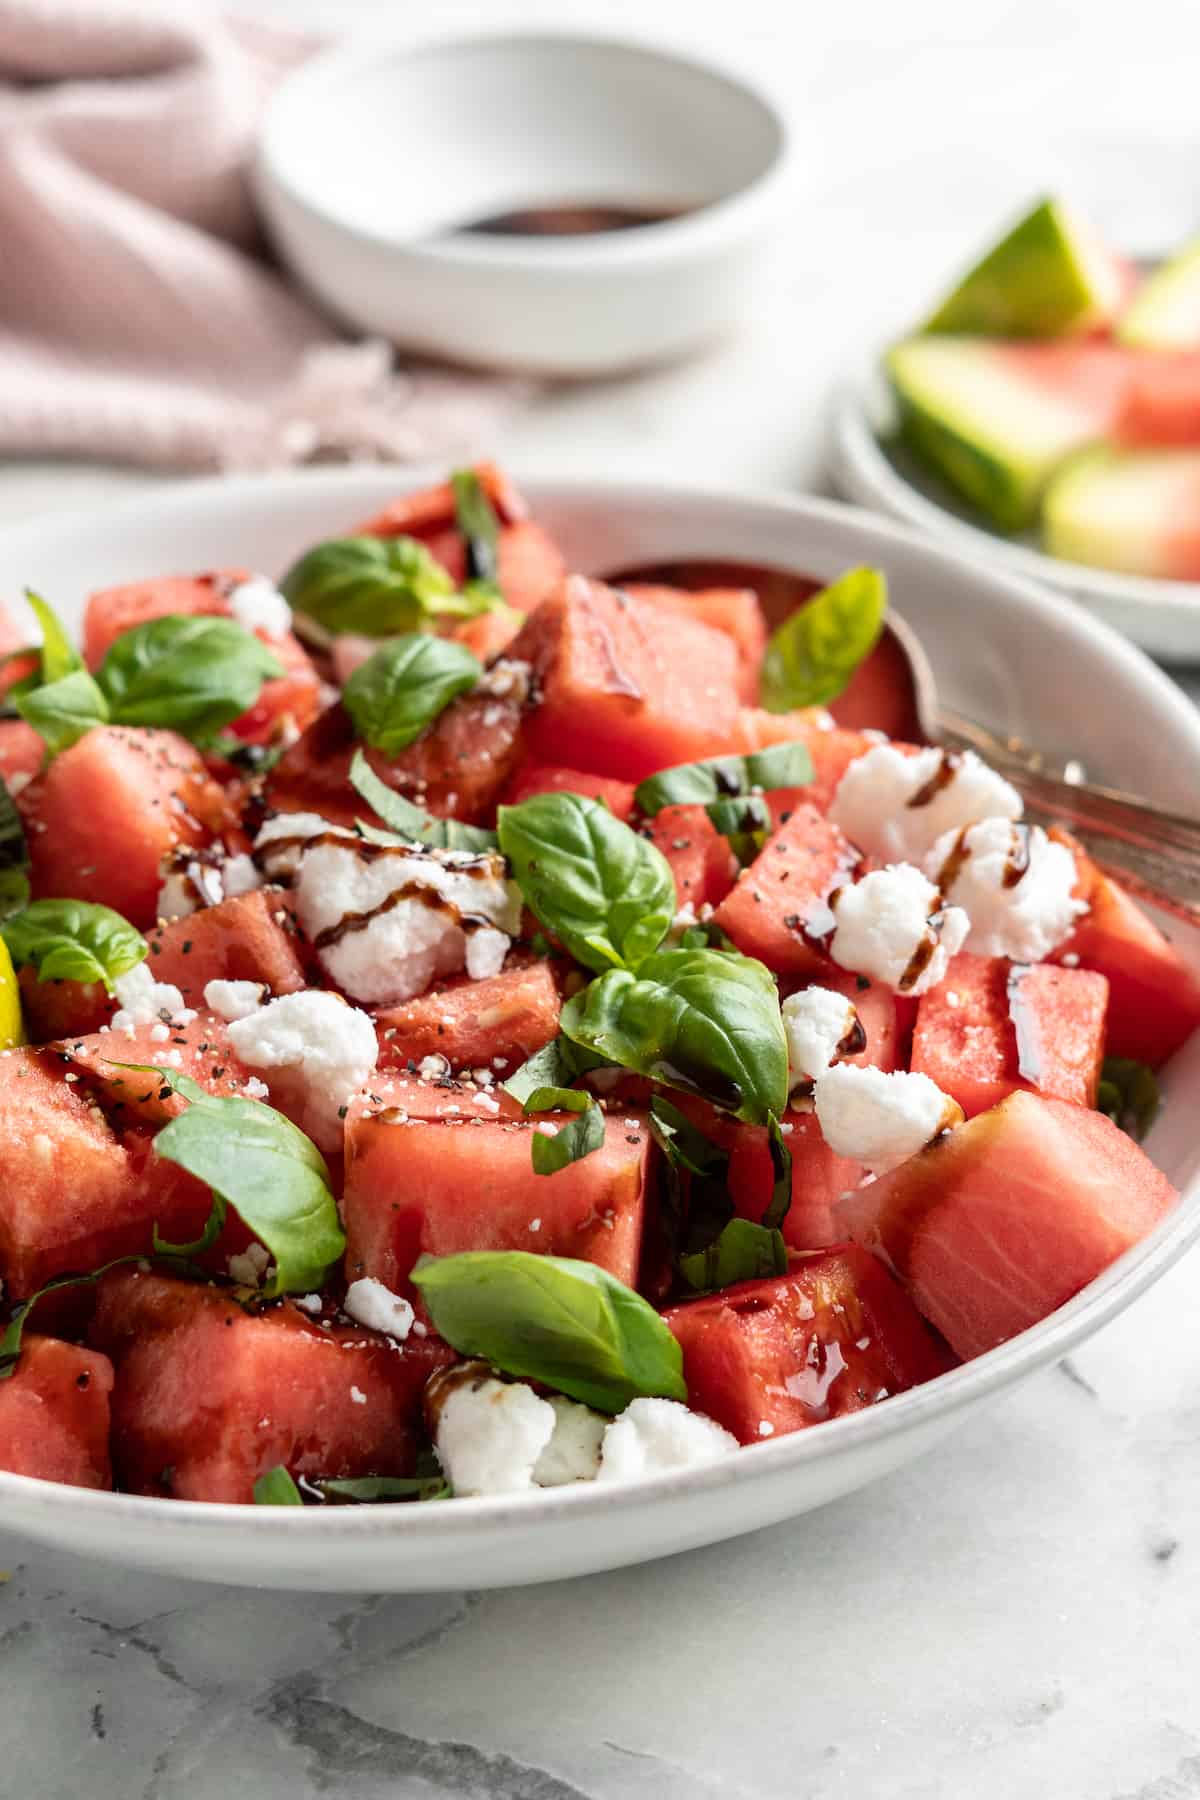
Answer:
[837, 1091, 1178, 1360]
[1115, 352, 1200, 447]
[886, 338, 1131, 530]
[1042, 445, 1200, 578]
[1118, 238, 1200, 350]
[922, 197, 1130, 339]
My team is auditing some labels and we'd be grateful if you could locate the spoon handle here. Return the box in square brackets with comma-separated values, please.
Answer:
[937, 713, 1200, 925]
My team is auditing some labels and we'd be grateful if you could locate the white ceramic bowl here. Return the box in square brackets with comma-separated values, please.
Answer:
[830, 364, 1200, 662]
[2, 470, 1199, 1592]
[254, 32, 792, 376]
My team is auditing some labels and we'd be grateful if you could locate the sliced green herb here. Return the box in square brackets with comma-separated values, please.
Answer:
[632, 742, 813, 818]
[761, 566, 887, 712]
[452, 468, 501, 586]
[412, 1250, 687, 1414]
[497, 791, 675, 973]
[761, 1112, 793, 1231]
[253, 1466, 303, 1506]
[152, 1193, 227, 1259]
[560, 946, 789, 1124]
[648, 1095, 733, 1265]
[312, 1473, 450, 1504]
[523, 1086, 606, 1175]
[678, 1218, 788, 1293]
[500, 1035, 610, 1105]
[0, 1245, 202, 1379]
[705, 793, 771, 867]
[1097, 1057, 1161, 1141]
[280, 534, 505, 636]
[15, 667, 109, 754]
[342, 634, 481, 756]
[2, 898, 146, 992]
[25, 591, 83, 683]
[349, 749, 497, 852]
[0, 775, 30, 923]
[96, 614, 283, 742]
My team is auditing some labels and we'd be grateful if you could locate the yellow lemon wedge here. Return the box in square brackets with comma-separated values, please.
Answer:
[0, 937, 24, 1048]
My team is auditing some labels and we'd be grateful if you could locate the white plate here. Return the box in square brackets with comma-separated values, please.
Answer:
[2, 470, 1199, 1592]
[829, 365, 1200, 663]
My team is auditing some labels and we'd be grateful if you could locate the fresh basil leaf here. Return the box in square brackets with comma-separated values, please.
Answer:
[0, 776, 30, 924]
[280, 535, 505, 636]
[312, 1473, 450, 1504]
[143, 1070, 344, 1296]
[253, 1466, 303, 1506]
[206, 734, 288, 777]
[1097, 1057, 1160, 1141]
[348, 748, 498, 853]
[96, 614, 282, 740]
[761, 566, 887, 712]
[452, 468, 501, 585]
[16, 668, 109, 753]
[2, 898, 146, 992]
[761, 1113, 793, 1231]
[523, 1087, 606, 1175]
[24, 591, 84, 683]
[560, 947, 789, 1124]
[152, 1193, 227, 1259]
[342, 634, 481, 756]
[633, 742, 814, 818]
[705, 794, 771, 868]
[411, 1250, 687, 1413]
[678, 1219, 788, 1293]
[501, 1035, 610, 1104]
[648, 1095, 733, 1265]
[498, 791, 675, 974]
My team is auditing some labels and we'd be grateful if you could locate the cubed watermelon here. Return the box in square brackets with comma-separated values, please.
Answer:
[144, 889, 308, 1008]
[502, 763, 637, 821]
[0, 1335, 114, 1488]
[510, 578, 742, 781]
[343, 1084, 649, 1293]
[911, 952, 1109, 1117]
[1115, 352, 1200, 447]
[55, 1012, 252, 1127]
[90, 1269, 454, 1502]
[19, 727, 235, 927]
[0, 720, 44, 790]
[711, 802, 860, 973]
[624, 583, 767, 704]
[641, 804, 737, 912]
[664, 1248, 949, 1443]
[838, 1090, 1178, 1360]
[375, 958, 561, 1075]
[17, 966, 112, 1043]
[353, 461, 528, 538]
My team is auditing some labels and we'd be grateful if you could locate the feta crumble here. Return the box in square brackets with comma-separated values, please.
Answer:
[226, 989, 378, 1149]
[476, 658, 532, 703]
[156, 847, 262, 923]
[110, 963, 188, 1037]
[828, 865, 969, 996]
[829, 744, 1022, 864]
[203, 979, 265, 1023]
[814, 1063, 963, 1172]
[433, 1373, 556, 1496]
[343, 1277, 415, 1341]
[781, 985, 861, 1087]
[596, 1398, 738, 1484]
[228, 1242, 271, 1286]
[349, 1385, 367, 1407]
[227, 574, 293, 640]
[532, 1397, 607, 1487]
[926, 817, 1085, 963]
[254, 812, 347, 881]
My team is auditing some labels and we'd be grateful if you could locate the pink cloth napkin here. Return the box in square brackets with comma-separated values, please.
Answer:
[0, 0, 527, 470]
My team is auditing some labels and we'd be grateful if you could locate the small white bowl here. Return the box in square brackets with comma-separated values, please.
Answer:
[254, 31, 792, 376]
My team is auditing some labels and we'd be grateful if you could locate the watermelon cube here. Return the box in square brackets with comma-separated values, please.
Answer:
[510, 578, 742, 782]
[354, 461, 529, 538]
[664, 1248, 949, 1443]
[1051, 842, 1200, 1067]
[642, 804, 737, 913]
[838, 1090, 1178, 1360]
[144, 889, 308, 1008]
[911, 952, 1109, 1117]
[342, 1083, 649, 1293]
[725, 1112, 862, 1251]
[17, 966, 112, 1044]
[90, 1269, 453, 1502]
[711, 802, 861, 973]
[0, 1335, 114, 1489]
[19, 726, 234, 927]
[624, 583, 767, 704]
[375, 958, 561, 1075]
[55, 1012, 252, 1127]
[1115, 352, 1200, 447]
[502, 763, 637, 821]
[0, 720, 44, 790]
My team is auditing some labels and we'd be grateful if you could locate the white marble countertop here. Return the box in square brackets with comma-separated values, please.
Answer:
[3, 2, 1200, 1794]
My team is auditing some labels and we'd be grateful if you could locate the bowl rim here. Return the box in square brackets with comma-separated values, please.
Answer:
[255, 26, 794, 273]
[1, 466, 1198, 1541]
[830, 362, 1200, 622]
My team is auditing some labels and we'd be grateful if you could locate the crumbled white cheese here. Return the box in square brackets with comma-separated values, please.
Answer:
[110, 963, 189, 1037]
[203, 979, 265, 1023]
[293, 1293, 323, 1315]
[926, 817, 1085, 963]
[814, 1063, 963, 1172]
[254, 811, 348, 881]
[227, 574, 293, 640]
[222, 853, 262, 898]
[228, 1241, 271, 1286]
[156, 848, 263, 923]
[434, 1375, 556, 1496]
[596, 1398, 738, 1484]
[343, 1276, 415, 1341]
[226, 989, 378, 1149]
[532, 1397, 607, 1487]
[349, 1385, 367, 1406]
[829, 744, 1022, 864]
[244, 1076, 270, 1100]
[476, 658, 532, 703]
[781, 985, 860, 1087]
[828, 865, 969, 996]
[289, 834, 521, 1005]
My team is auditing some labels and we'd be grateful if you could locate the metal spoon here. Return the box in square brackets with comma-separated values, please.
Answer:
[606, 556, 1200, 923]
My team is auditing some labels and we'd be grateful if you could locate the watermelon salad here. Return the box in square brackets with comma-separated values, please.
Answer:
[0, 464, 1193, 1509]
[886, 196, 1200, 579]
